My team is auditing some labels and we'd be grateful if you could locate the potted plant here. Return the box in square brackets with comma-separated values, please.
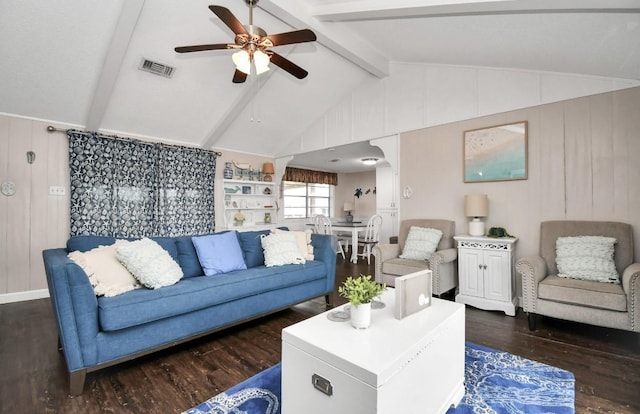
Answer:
[338, 274, 386, 329]
[233, 212, 245, 226]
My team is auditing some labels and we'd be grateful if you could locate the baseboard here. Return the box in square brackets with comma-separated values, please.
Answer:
[0, 289, 50, 304]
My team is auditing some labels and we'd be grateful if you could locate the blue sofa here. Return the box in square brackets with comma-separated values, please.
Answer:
[42, 230, 336, 396]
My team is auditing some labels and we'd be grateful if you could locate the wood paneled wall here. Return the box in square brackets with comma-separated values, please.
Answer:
[294, 62, 639, 155]
[0, 116, 69, 299]
[400, 87, 640, 296]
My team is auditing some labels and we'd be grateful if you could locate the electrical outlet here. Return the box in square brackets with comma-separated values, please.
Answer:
[49, 186, 66, 196]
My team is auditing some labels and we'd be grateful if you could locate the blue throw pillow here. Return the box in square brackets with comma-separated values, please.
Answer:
[192, 232, 247, 276]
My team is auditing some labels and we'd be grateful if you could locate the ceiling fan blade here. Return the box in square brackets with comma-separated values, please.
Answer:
[265, 29, 316, 47]
[269, 52, 309, 79]
[209, 5, 248, 35]
[232, 69, 248, 84]
[174, 44, 231, 53]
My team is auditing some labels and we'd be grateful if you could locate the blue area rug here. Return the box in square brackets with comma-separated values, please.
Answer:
[184, 342, 575, 414]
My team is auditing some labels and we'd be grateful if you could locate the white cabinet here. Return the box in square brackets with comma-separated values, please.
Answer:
[375, 166, 398, 209]
[454, 236, 517, 316]
[377, 209, 398, 245]
[220, 179, 277, 230]
[376, 166, 399, 243]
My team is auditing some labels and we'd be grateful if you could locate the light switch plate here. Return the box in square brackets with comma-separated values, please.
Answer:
[49, 186, 66, 196]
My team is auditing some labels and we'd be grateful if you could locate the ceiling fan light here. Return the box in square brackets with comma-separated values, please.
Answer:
[232, 50, 251, 74]
[254, 50, 270, 75]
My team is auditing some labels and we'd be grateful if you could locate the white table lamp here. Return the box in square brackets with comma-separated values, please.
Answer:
[344, 202, 355, 222]
[465, 194, 488, 236]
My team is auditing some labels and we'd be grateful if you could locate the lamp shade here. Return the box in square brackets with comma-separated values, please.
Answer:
[253, 50, 270, 75]
[343, 202, 355, 212]
[464, 194, 488, 218]
[262, 162, 275, 174]
[232, 50, 251, 75]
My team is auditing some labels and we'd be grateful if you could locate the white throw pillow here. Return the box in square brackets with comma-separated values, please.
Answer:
[271, 228, 314, 260]
[261, 232, 306, 267]
[116, 238, 184, 289]
[399, 226, 443, 261]
[68, 240, 141, 297]
[555, 236, 619, 284]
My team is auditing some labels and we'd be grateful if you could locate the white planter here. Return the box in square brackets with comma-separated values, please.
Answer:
[350, 302, 372, 329]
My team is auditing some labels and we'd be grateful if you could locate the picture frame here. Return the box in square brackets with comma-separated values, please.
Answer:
[463, 121, 528, 183]
[242, 185, 251, 194]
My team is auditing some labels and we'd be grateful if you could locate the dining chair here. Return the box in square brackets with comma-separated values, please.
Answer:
[313, 215, 347, 259]
[356, 214, 383, 265]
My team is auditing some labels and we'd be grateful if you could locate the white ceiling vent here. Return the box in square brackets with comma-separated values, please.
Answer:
[139, 58, 175, 78]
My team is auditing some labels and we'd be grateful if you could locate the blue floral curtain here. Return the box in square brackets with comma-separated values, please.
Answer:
[68, 130, 217, 237]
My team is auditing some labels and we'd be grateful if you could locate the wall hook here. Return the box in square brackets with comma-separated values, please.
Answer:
[27, 151, 36, 164]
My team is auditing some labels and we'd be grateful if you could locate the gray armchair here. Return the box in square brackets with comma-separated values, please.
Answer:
[373, 219, 458, 296]
[516, 220, 640, 333]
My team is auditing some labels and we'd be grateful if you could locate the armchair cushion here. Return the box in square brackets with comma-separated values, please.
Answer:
[399, 226, 443, 260]
[555, 236, 619, 284]
[539, 275, 627, 311]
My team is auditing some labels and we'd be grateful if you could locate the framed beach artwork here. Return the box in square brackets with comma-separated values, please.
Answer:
[463, 121, 528, 183]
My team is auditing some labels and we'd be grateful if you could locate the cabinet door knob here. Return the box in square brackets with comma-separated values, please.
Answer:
[483, 264, 488, 270]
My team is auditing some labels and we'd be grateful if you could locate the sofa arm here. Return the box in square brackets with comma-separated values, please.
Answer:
[310, 233, 337, 293]
[373, 244, 401, 284]
[622, 263, 640, 331]
[43, 249, 100, 371]
[516, 255, 547, 313]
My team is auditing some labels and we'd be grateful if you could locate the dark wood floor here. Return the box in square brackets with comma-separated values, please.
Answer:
[1, 255, 639, 413]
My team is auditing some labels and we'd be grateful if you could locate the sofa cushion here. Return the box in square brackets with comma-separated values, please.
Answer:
[382, 257, 430, 276]
[555, 236, 620, 284]
[399, 226, 443, 261]
[192, 232, 247, 276]
[68, 240, 141, 297]
[68, 236, 117, 252]
[175, 235, 205, 278]
[67, 235, 179, 263]
[237, 230, 272, 267]
[116, 238, 184, 289]
[539, 275, 627, 311]
[262, 232, 306, 266]
[97, 260, 327, 331]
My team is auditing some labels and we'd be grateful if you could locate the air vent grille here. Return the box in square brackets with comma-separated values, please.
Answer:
[139, 58, 175, 78]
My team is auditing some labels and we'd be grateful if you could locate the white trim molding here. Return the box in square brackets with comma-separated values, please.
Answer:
[0, 289, 50, 304]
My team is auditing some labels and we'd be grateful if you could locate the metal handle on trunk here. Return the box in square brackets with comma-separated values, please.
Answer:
[312, 373, 333, 396]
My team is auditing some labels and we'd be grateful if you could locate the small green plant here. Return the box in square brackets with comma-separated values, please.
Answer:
[338, 274, 386, 306]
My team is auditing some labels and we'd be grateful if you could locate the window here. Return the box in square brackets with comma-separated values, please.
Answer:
[283, 181, 331, 218]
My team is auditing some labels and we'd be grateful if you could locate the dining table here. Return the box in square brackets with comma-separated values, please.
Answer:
[331, 221, 368, 263]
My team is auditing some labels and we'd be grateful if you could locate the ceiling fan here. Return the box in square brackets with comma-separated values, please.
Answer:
[175, 0, 317, 83]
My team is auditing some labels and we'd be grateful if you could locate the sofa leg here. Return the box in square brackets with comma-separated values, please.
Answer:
[527, 313, 537, 331]
[325, 294, 333, 309]
[69, 370, 87, 397]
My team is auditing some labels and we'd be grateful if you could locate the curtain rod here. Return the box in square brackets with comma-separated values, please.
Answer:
[46, 125, 222, 156]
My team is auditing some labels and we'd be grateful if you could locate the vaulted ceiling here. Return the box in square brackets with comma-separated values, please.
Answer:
[1, 0, 639, 167]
